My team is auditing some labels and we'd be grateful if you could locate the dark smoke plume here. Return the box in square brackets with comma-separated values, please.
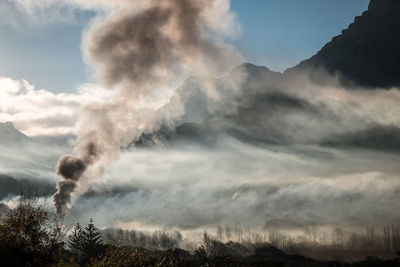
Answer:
[54, 151, 89, 215]
[56, 156, 86, 181]
[53, 0, 241, 215]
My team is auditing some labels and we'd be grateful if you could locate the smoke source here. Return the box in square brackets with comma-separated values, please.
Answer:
[53, 0, 241, 215]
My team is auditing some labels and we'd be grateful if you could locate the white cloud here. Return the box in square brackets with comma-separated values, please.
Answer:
[0, 76, 112, 137]
[0, 0, 77, 27]
[0, 0, 153, 27]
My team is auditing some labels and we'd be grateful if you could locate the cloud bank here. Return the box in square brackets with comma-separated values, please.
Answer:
[0, 76, 112, 138]
[68, 137, 400, 234]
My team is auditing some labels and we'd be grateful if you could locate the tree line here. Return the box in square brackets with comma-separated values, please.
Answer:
[1, 196, 400, 266]
[212, 223, 400, 252]
[101, 228, 182, 250]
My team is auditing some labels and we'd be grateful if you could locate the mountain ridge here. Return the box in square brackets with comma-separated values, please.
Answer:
[286, 0, 400, 88]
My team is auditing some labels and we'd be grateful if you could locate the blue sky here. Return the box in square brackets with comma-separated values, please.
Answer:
[0, 0, 369, 93]
[230, 0, 370, 71]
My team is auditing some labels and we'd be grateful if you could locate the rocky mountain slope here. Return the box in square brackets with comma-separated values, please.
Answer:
[136, 0, 400, 149]
[287, 0, 400, 88]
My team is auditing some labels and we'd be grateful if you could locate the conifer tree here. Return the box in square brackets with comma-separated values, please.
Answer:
[67, 219, 104, 263]
[82, 218, 104, 260]
[83, 218, 103, 247]
[68, 222, 85, 254]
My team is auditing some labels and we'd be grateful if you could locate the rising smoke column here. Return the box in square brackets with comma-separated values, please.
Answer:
[53, 0, 242, 215]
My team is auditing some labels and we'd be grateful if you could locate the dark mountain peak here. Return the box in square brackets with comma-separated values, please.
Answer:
[368, 0, 399, 10]
[227, 63, 282, 89]
[287, 0, 400, 88]
[231, 63, 279, 78]
[237, 62, 272, 73]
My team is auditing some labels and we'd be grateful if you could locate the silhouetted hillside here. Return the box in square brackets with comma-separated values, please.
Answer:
[288, 0, 400, 88]
[0, 175, 55, 199]
[125, 0, 400, 150]
[135, 0, 400, 147]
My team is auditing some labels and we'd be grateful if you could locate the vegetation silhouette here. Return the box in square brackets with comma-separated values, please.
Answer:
[0, 196, 62, 267]
[1, 197, 400, 266]
[67, 219, 105, 265]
